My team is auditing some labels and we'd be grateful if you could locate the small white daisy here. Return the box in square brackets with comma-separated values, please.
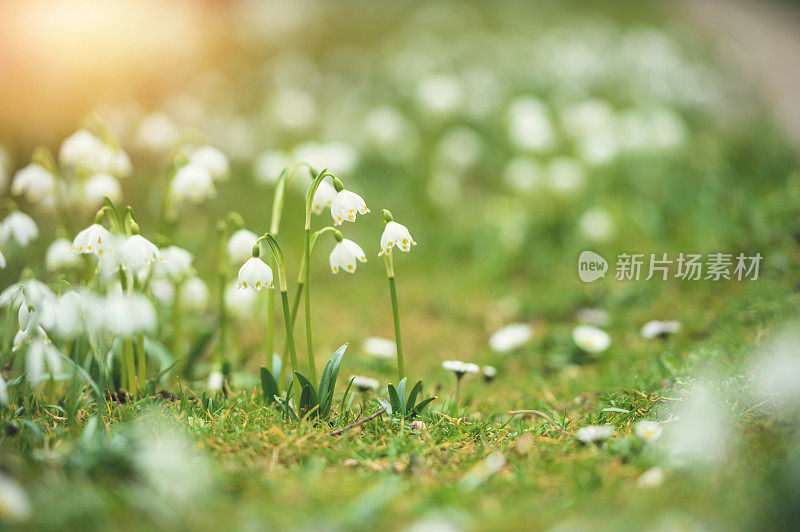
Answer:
[442, 360, 480, 378]
[362, 337, 396, 359]
[350, 375, 380, 392]
[489, 323, 532, 353]
[640, 320, 681, 339]
[572, 325, 611, 354]
[635, 421, 663, 443]
[576, 425, 615, 445]
[482, 365, 497, 382]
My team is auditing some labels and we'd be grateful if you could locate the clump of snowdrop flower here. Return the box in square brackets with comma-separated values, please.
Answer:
[362, 337, 396, 359]
[350, 375, 380, 393]
[237, 257, 274, 290]
[0, 473, 31, 522]
[330, 177, 369, 225]
[329, 236, 367, 274]
[641, 320, 681, 339]
[488, 323, 532, 353]
[576, 425, 615, 445]
[482, 365, 497, 383]
[170, 162, 216, 205]
[635, 421, 663, 443]
[227, 229, 260, 264]
[379, 220, 416, 256]
[11, 163, 56, 204]
[572, 325, 611, 354]
[0, 211, 38, 247]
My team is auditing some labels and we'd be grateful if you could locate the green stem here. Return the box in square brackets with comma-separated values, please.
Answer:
[136, 332, 146, 395]
[279, 281, 303, 388]
[265, 284, 275, 366]
[280, 290, 299, 375]
[385, 254, 405, 382]
[171, 281, 183, 358]
[303, 227, 316, 382]
[124, 339, 136, 394]
[216, 222, 227, 368]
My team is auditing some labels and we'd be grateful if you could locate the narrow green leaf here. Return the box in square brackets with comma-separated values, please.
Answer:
[397, 377, 408, 413]
[260, 367, 279, 404]
[317, 343, 348, 417]
[412, 397, 437, 416]
[407, 380, 423, 412]
[387, 384, 402, 413]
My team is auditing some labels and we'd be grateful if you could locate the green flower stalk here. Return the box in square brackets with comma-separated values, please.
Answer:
[379, 209, 417, 383]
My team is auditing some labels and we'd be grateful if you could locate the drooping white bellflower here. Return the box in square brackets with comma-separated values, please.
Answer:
[236, 257, 274, 291]
[329, 238, 367, 274]
[379, 221, 416, 256]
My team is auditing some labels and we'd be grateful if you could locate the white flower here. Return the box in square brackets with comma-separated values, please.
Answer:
[13, 326, 49, 352]
[0, 250, 5, 269]
[329, 239, 367, 273]
[311, 180, 338, 214]
[151, 279, 175, 305]
[637, 467, 665, 489]
[507, 96, 555, 152]
[227, 229, 259, 264]
[253, 150, 289, 185]
[0, 473, 32, 522]
[635, 421, 663, 443]
[26, 339, 64, 385]
[103, 293, 156, 337]
[46, 238, 81, 270]
[0, 212, 38, 247]
[0, 374, 6, 406]
[350, 375, 380, 392]
[11, 164, 56, 203]
[547, 157, 585, 195]
[379, 221, 416, 256]
[186, 145, 229, 182]
[293, 142, 358, 177]
[641, 320, 681, 339]
[170, 162, 216, 205]
[70, 223, 113, 256]
[578, 207, 614, 242]
[489, 323, 532, 352]
[572, 325, 611, 354]
[576, 425, 615, 444]
[362, 337, 396, 359]
[112, 150, 133, 178]
[225, 282, 256, 318]
[59, 129, 112, 171]
[442, 360, 480, 377]
[576, 307, 610, 327]
[81, 173, 122, 206]
[181, 277, 208, 310]
[416, 74, 464, 117]
[119, 234, 164, 272]
[331, 189, 369, 225]
[154, 246, 193, 280]
[208, 370, 224, 392]
[135, 112, 180, 152]
[237, 257, 274, 290]
[482, 365, 497, 381]
[53, 291, 85, 338]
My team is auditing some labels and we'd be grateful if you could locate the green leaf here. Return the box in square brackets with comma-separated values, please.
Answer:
[340, 376, 355, 418]
[407, 380, 423, 412]
[144, 337, 175, 370]
[397, 377, 408, 413]
[294, 372, 318, 411]
[276, 397, 298, 421]
[387, 384, 402, 414]
[317, 343, 348, 418]
[412, 397, 437, 416]
[260, 367, 279, 404]
[376, 397, 392, 416]
[601, 407, 630, 414]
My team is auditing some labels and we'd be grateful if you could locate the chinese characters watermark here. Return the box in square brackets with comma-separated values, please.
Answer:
[579, 251, 762, 283]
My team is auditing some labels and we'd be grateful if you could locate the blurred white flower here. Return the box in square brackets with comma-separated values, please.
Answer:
[208, 370, 224, 392]
[311, 180, 338, 215]
[350, 375, 380, 392]
[111, 150, 133, 178]
[81, 173, 122, 206]
[331, 189, 369, 225]
[578, 207, 614, 242]
[572, 325, 611, 354]
[294, 142, 358, 177]
[635, 421, 663, 443]
[59, 129, 113, 172]
[0, 473, 31, 522]
[0, 212, 38, 247]
[507, 96, 555, 152]
[546, 157, 585, 195]
[502, 157, 543, 193]
[416, 74, 464, 118]
[362, 337, 396, 359]
[13, 325, 49, 352]
[103, 294, 157, 337]
[227, 229, 259, 264]
[458, 452, 506, 491]
[576, 424, 615, 444]
[576, 307, 610, 327]
[442, 360, 480, 377]
[26, 339, 63, 385]
[120, 234, 164, 272]
[253, 150, 289, 185]
[752, 326, 800, 408]
[225, 282, 256, 318]
[181, 277, 209, 310]
[154, 246, 193, 280]
[489, 323, 532, 353]
[379, 221, 416, 256]
[641, 320, 681, 339]
[436, 126, 483, 170]
[53, 291, 85, 338]
[0, 374, 6, 406]
[363, 106, 417, 160]
[150, 279, 175, 305]
[663, 382, 731, 466]
[45, 239, 80, 271]
[637, 466, 665, 488]
[271, 88, 317, 130]
[11, 164, 56, 204]
[186, 145, 229, 182]
[170, 162, 216, 205]
[70, 223, 113, 256]
[0, 250, 5, 269]
[329, 238, 367, 274]
[237, 257, 274, 290]
[135, 112, 180, 152]
[482, 365, 497, 382]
